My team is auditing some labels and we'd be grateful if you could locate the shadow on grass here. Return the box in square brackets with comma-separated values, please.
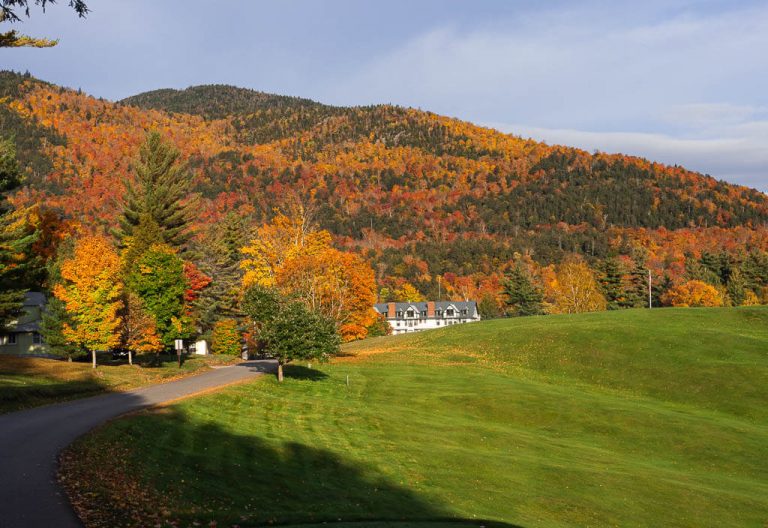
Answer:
[65, 406, 525, 528]
[283, 364, 329, 381]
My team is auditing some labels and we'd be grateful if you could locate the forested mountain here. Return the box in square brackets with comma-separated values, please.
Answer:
[2, 69, 768, 311]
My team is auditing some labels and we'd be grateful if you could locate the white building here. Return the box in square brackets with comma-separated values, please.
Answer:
[373, 301, 481, 334]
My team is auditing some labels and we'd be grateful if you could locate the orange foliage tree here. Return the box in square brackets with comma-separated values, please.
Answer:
[241, 208, 377, 341]
[53, 234, 122, 368]
[120, 291, 163, 365]
[661, 280, 723, 307]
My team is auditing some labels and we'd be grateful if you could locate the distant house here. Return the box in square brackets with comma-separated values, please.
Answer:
[373, 301, 480, 334]
[0, 292, 48, 356]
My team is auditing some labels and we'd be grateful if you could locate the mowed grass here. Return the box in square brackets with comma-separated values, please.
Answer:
[0, 353, 236, 414]
[65, 307, 768, 528]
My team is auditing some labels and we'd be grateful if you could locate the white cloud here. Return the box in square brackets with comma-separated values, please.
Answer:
[324, 2, 768, 189]
[485, 121, 768, 192]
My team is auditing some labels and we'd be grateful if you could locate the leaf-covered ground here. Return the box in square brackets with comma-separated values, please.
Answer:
[0, 353, 238, 414]
[61, 307, 768, 527]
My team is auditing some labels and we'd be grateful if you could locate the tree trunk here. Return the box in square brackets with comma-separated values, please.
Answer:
[128, 350, 133, 366]
[91, 350, 96, 369]
[277, 363, 284, 382]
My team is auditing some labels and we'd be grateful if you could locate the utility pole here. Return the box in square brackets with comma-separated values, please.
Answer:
[647, 269, 652, 309]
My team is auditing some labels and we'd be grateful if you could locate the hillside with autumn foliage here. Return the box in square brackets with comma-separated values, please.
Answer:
[2, 70, 768, 323]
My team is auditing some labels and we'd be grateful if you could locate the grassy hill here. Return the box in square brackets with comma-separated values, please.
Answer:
[62, 307, 768, 528]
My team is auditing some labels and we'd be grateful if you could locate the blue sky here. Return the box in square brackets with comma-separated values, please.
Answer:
[1, 0, 767, 190]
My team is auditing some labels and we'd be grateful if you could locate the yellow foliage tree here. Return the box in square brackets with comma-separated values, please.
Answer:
[547, 259, 607, 314]
[742, 290, 760, 306]
[241, 209, 331, 288]
[394, 282, 425, 302]
[662, 280, 723, 307]
[241, 209, 377, 341]
[53, 234, 122, 368]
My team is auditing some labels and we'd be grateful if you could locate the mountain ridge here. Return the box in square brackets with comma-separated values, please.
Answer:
[2, 70, 768, 303]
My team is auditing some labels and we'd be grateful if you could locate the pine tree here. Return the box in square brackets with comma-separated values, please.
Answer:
[189, 213, 246, 333]
[504, 263, 544, 316]
[598, 258, 624, 310]
[39, 296, 83, 361]
[0, 136, 35, 328]
[118, 131, 197, 249]
[726, 268, 747, 306]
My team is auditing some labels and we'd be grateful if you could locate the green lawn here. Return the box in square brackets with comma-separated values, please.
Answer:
[0, 353, 236, 414]
[63, 307, 768, 528]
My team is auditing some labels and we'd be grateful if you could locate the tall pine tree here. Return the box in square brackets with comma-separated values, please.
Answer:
[0, 137, 36, 328]
[504, 263, 544, 316]
[118, 131, 197, 250]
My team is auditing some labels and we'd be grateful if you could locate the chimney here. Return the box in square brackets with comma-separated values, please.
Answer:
[427, 301, 435, 317]
[387, 302, 396, 319]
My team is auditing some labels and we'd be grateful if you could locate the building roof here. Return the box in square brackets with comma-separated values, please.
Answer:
[374, 300, 478, 315]
[23, 292, 47, 307]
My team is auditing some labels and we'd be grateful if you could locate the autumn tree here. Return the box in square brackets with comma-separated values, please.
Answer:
[120, 291, 162, 365]
[118, 131, 197, 250]
[53, 235, 122, 368]
[126, 244, 188, 350]
[661, 280, 723, 308]
[211, 319, 241, 355]
[504, 263, 545, 316]
[548, 259, 607, 314]
[242, 208, 377, 341]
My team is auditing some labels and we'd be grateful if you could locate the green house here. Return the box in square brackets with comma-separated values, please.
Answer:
[0, 292, 48, 356]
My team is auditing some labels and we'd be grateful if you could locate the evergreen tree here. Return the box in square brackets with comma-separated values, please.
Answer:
[726, 268, 747, 306]
[118, 131, 197, 249]
[39, 296, 83, 361]
[740, 251, 768, 293]
[189, 213, 246, 332]
[598, 258, 624, 310]
[504, 263, 544, 316]
[0, 136, 35, 328]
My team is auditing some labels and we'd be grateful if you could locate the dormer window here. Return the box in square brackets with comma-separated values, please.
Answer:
[446, 309, 454, 317]
[461, 309, 468, 315]
[421, 310, 427, 317]
[396, 311, 403, 318]
[436, 309, 442, 316]
[406, 310, 414, 317]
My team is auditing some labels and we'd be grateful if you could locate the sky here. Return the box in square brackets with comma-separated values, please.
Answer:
[2, 0, 767, 190]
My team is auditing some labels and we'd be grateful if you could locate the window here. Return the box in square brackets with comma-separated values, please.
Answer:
[396, 311, 403, 318]
[33, 333, 44, 345]
[396, 322, 401, 327]
[437, 321, 441, 326]
[406, 309, 414, 317]
[1, 334, 17, 345]
[446, 309, 454, 317]
[421, 310, 427, 317]
[461, 309, 468, 315]
[436, 309, 442, 316]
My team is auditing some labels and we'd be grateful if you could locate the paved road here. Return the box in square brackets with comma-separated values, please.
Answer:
[0, 360, 275, 528]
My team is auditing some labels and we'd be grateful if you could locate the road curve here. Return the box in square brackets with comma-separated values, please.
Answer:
[0, 360, 275, 528]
